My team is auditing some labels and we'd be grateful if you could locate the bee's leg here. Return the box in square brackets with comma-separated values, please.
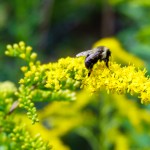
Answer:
[104, 58, 109, 68]
[106, 60, 109, 68]
[85, 57, 94, 77]
[86, 63, 94, 77]
[88, 69, 92, 76]
[103, 58, 109, 68]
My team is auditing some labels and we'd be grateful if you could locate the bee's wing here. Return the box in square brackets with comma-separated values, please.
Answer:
[76, 49, 94, 57]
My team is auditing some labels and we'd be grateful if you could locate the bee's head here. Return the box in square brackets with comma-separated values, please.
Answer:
[98, 46, 111, 59]
[95, 46, 111, 59]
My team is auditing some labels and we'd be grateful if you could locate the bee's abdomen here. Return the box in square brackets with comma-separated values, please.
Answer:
[85, 56, 98, 69]
[85, 59, 92, 69]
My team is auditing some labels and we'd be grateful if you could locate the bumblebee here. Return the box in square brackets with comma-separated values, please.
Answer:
[76, 46, 111, 76]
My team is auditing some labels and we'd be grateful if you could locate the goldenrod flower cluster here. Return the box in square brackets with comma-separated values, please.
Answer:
[45, 57, 150, 104]
[5, 42, 41, 123]
[5, 41, 150, 124]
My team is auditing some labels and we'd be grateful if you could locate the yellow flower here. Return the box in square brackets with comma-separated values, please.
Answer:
[21, 66, 28, 72]
[19, 53, 26, 59]
[30, 52, 37, 60]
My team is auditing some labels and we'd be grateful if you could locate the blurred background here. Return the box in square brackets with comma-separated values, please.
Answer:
[1, 0, 150, 150]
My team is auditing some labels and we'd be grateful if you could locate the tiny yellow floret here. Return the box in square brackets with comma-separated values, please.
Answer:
[26, 46, 32, 53]
[19, 53, 26, 59]
[21, 66, 28, 72]
[19, 41, 25, 47]
[30, 53, 37, 60]
[19, 79, 25, 84]
[6, 44, 12, 50]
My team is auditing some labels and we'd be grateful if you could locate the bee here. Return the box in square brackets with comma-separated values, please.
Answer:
[76, 46, 111, 76]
